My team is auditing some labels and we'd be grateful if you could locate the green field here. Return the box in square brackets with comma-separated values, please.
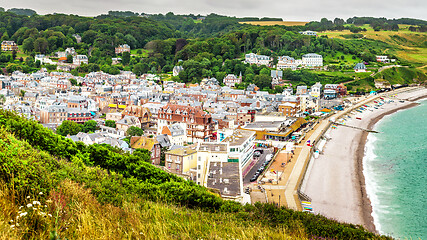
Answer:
[319, 27, 427, 67]
[130, 48, 151, 57]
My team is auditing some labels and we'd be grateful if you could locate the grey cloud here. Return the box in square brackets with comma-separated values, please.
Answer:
[1, 0, 426, 21]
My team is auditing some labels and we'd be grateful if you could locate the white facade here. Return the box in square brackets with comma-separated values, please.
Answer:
[245, 53, 271, 66]
[73, 55, 88, 65]
[196, 142, 229, 186]
[310, 82, 322, 98]
[223, 130, 256, 169]
[302, 53, 323, 67]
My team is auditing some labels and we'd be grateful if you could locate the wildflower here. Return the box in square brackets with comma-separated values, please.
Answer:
[39, 192, 43, 195]
[19, 212, 28, 217]
[19, 206, 23, 210]
[33, 201, 41, 205]
[10, 225, 15, 229]
[48, 214, 52, 217]
[27, 203, 33, 208]
[26, 196, 30, 199]
[16, 223, 19, 227]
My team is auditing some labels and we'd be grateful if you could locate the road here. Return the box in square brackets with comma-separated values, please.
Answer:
[243, 148, 273, 184]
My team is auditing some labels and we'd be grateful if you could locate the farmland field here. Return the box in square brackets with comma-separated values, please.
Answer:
[318, 27, 427, 67]
[239, 21, 308, 26]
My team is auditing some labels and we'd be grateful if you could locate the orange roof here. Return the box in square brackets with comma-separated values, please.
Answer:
[59, 57, 67, 61]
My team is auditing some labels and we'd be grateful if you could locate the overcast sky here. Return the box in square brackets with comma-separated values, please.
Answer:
[1, 0, 426, 21]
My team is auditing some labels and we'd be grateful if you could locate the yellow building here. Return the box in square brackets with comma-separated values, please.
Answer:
[165, 146, 197, 176]
[1, 41, 18, 51]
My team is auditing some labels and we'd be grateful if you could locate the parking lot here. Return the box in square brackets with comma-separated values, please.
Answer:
[243, 148, 274, 185]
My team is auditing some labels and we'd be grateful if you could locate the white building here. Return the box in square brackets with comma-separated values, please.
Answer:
[35, 55, 55, 65]
[302, 53, 323, 67]
[196, 142, 229, 186]
[354, 63, 367, 72]
[222, 129, 256, 169]
[277, 56, 298, 70]
[73, 55, 88, 65]
[245, 53, 271, 66]
[310, 82, 322, 98]
[161, 123, 187, 146]
[299, 30, 317, 36]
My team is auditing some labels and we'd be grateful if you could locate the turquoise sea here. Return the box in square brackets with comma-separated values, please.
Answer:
[363, 100, 427, 239]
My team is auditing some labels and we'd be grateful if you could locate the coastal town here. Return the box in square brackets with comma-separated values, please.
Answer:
[1, 38, 424, 215]
[0, 5, 426, 239]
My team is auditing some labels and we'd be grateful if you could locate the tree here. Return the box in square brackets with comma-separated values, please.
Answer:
[56, 120, 82, 136]
[82, 120, 97, 133]
[69, 78, 78, 86]
[66, 54, 73, 63]
[22, 37, 34, 53]
[105, 120, 116, 128]
[254, 74, 271, 90]
[122, 52, 130, 65]
[126, 126, 144, 137]
[33, 38, 48, 53]
[0, 95, 5, 105]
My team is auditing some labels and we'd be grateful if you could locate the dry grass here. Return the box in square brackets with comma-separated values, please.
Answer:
[0, 180, 305, 240]
[239, 21, 308, 26]
[318, 29, 427, 66]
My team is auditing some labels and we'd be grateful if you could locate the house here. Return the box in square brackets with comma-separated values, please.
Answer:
[112, 57, 121, 65]
[278, 102, 298, 117]
[99, 138, 130, 151]
[157, 104, 216, 143]
[115, 44, 131, 54]
[354, 63, 367, 72]
[40, 104, 67, 124]
[116, 115, 141, 132]
[35, 55, 54, 65]
[121, 105, 151, 127]
[376, 55, 390, 63]
[296, 86, 308, 95]
[1, 41, 18, 51]
[156, 134, 171, 149]
[310, 82, 322, 98]
[67, 96, 88, 108]
[244, 53, 271, 66]
[222, 74, 242, 87]
[172, 66, 184, 76]
[73, 55, 88, 65]
[67, 108, 92, 124]
[165, 146, 197, 176]
[277, 56, 298, 70]
[68, 132, 105, 145]
[161, 123, 187, 146]
[302, 53, 323, 67]
[324, 89, 337, 99]
[299, 30, 317, 36]
[72, 34, 82, 43]
[130, 136, 161, 165]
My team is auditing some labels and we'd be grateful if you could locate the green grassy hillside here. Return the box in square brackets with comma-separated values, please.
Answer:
[0, 110, 392, 239]
[375, 67, 427, 85]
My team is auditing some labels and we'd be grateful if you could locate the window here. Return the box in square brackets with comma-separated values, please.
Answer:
[198, 165, 201, 170]
[176, 165, 180, 170]
[168, 163, 171, 168]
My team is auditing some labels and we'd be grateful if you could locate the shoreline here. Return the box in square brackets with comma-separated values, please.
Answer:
[302, 87, 427, 236]
[356, 93, 427, 234]
[355, 101, 420, 233]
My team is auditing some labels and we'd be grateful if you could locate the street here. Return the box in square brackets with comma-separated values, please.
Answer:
[243, 148, 273, 185]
